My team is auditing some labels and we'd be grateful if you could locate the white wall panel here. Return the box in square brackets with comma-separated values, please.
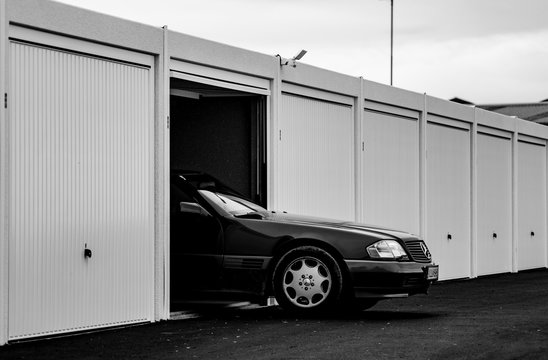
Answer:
[477, 133, 512, 276]
[426, 122, 471, 280]
[8, 42, 154, 339]
[517, 141, 547, 270]
[278, 94, 354, 220]
[0, 0, 8, 347]
[361, 110, 419, 235]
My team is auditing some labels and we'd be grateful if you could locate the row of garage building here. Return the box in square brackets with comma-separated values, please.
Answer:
[1, 0, 547, 344]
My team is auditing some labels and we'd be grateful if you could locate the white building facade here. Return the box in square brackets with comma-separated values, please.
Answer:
[1, 0, 547, 344]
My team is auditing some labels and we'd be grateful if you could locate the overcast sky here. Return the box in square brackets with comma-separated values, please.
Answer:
[55, 0, 548, 104]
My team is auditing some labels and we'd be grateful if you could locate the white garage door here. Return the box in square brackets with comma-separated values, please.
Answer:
[278, 92, 354, 220]
[361, 108, 420, 235]
[8, 42, 154, 339]
[517, 139, 547, 271]
[477, 131, 512, 276]
[426, 119, 471, 280]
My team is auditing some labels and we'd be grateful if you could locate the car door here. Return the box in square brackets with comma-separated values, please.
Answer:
[170, 181, 224, 299]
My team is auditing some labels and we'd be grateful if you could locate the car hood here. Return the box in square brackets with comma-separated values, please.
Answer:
[264, 212, 418, 241]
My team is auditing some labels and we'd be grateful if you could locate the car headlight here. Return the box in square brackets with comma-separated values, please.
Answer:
[367, 240, 407, 260]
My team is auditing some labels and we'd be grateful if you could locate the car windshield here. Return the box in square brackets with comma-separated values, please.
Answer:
[199, 190, 266, 216]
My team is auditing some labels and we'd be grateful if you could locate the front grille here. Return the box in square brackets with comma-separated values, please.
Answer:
[405, 240, 431, 263]
[404, 275, 425, 286]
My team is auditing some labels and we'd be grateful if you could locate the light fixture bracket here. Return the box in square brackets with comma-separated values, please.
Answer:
[277, 49, 307, 68]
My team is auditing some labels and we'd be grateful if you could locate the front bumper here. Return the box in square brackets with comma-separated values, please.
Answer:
[345, 260, 437, 299]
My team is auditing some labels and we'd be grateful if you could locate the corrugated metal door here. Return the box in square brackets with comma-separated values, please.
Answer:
[517, 140, 547, 270]
[426, 120, 471, 280]
[362, 109, 419, 235]
[278, 93, 354, 220]
[477, 132, 512, 276]
[8, 42, 154, 339]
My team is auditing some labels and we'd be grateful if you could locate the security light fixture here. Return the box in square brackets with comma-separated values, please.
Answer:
[293, 49, 307, 61]
[278, 49, 308, 68]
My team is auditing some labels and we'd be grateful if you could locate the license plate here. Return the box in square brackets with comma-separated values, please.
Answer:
[426, 265, 439, 280]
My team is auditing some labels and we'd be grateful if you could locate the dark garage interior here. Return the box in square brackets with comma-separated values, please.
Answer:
[169, 78, 267, 309]
[169, 78, 267, 204]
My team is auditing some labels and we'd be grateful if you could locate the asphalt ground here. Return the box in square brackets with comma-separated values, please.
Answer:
[1, 269, 548, 360]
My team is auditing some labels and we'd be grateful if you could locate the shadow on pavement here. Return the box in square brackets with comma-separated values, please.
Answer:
[187, 303, 443, 322]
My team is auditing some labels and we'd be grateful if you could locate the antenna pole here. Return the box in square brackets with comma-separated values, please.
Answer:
[390, 0, 394, 86]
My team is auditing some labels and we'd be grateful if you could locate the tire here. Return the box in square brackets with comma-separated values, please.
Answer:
[273, 246, 343, 313]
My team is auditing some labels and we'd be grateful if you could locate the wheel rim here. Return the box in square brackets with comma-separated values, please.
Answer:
[282, 256, 332, 308]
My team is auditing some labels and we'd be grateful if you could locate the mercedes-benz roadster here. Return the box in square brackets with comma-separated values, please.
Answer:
[170, 171, 438, 313]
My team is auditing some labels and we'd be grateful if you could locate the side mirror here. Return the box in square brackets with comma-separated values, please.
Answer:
[180, 202, 210, 216]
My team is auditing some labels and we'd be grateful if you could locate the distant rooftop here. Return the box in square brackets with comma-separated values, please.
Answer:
[449, 97, 548, 125]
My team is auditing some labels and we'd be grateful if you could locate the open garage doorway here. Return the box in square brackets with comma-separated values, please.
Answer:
[169, 77, 268, 311]
[170, 78, 267, 204]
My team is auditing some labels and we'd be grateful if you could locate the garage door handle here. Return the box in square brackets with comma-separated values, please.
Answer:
[84, 244, 92, 259]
